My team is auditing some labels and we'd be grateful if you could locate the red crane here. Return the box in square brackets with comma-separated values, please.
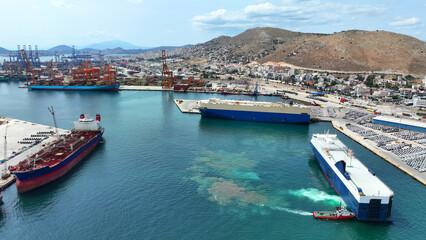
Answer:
[70, 62, 117, 85]
[161, 50, 175, 88]
[21, 49, 31, 84]
[21, 49, 42, 85]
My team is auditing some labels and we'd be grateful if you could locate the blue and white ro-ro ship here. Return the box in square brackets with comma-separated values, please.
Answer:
[310, 133, 394, 222]
[198, 98, 310, 124]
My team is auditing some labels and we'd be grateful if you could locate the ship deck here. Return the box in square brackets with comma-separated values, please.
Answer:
[200, 98, 310, 109]
[199, 98, 311, 116]
[9, 131, 100, 172]
[312, 134, 393, 197]
[0, 117, 72, 188]
[314, 211, 337, 217]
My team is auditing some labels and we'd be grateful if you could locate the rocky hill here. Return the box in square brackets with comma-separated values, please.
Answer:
[48, 45, 74, 54]
[184, 28, 321, 63]
[186, 27, 426, 75]
[0, 47, 8, 54]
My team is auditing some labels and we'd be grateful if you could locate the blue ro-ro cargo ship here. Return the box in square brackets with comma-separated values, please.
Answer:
[198, 98, 310, 124]
[27, 84, 120, 91]
[310, 133, 394, 222]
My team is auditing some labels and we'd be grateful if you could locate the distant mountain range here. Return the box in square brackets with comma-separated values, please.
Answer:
[185, 27, 426, 75]
[79, 40, 149, 50]
[48, 45, 74, 53]
[0, 40, 191, 56]
[0, 47, 9, 54]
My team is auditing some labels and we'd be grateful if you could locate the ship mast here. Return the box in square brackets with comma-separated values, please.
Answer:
[48, 106, 59, 137]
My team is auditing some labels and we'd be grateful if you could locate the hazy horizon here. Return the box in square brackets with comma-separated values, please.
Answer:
[0, 0, 424, 49]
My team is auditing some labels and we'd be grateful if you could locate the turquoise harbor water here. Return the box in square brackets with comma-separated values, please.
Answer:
[0, 81, 425, 239]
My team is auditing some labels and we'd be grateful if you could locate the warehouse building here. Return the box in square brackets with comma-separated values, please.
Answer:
[372, 115, 426, 132]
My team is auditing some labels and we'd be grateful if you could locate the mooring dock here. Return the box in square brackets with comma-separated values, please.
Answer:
[174, 99, 201, 114]
[0, 117, 69, 189]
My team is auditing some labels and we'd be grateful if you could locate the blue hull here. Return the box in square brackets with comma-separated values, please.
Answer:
[12, 131, 103, 182]
[28, 85, 120, 91]
[311, 143, 392, 222]
[199, 109, 310, 124]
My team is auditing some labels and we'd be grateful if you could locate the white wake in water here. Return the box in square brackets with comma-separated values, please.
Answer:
[267, 187, 344, 216]
[287, 188, 346, 206]
[270, 206, 313, 216]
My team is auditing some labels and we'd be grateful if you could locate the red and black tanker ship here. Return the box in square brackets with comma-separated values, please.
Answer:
[9, 114, 104, 193]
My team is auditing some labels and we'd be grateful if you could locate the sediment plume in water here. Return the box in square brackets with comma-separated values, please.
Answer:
[208, 180, 267, 205]
[187, 149, 344, 216]
[188, 149, 266, 206]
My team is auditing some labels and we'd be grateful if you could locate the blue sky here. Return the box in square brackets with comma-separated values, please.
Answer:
[0, 0, 424, 49]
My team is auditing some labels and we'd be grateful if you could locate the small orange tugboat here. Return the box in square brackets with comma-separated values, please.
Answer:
[313, 206, 355, 220]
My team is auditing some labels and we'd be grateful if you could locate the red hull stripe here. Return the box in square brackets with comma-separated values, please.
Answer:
[320, 167, 349, 207]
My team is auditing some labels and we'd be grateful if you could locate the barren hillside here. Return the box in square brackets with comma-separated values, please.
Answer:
[260, 30, 426, 74]
[187, 28, 426, 75]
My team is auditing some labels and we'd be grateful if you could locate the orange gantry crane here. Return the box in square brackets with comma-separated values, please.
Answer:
[21, 49, 42, 85]
[102, 63, 117, 84]
[161, 50, 204, 89]
[161, 50, 175, 88]
[70, 62, 117, 85]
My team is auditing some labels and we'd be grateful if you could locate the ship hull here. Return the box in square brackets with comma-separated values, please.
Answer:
[27, 85, 120, 91]
[310, 142, 392, 222]
[14, 131, 103, 193]
[199, 108, 310, 124]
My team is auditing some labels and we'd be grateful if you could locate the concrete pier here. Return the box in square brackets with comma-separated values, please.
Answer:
[174, 100, 200, 114]
[0, 117, 69, 189]
[119, 86, 164, 91]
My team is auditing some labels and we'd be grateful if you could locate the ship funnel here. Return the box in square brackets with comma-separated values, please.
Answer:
[96, 114, 101, 121]
[80, 114, 85, 119]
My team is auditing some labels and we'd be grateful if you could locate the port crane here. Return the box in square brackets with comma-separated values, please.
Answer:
[70, 62, 117, 85]
[21, 48, 42, 85]
[161, 50, 203, 89]
[161, 50, 175, 89]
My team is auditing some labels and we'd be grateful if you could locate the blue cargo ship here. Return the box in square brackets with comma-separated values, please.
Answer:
[198, 98, 310, 124]
[310, 133, 394, 222]
[28, 84, 120, 91]
[25, 62, 119, 92]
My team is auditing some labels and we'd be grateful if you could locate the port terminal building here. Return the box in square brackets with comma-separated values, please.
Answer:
[372, 116, 426, 132]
